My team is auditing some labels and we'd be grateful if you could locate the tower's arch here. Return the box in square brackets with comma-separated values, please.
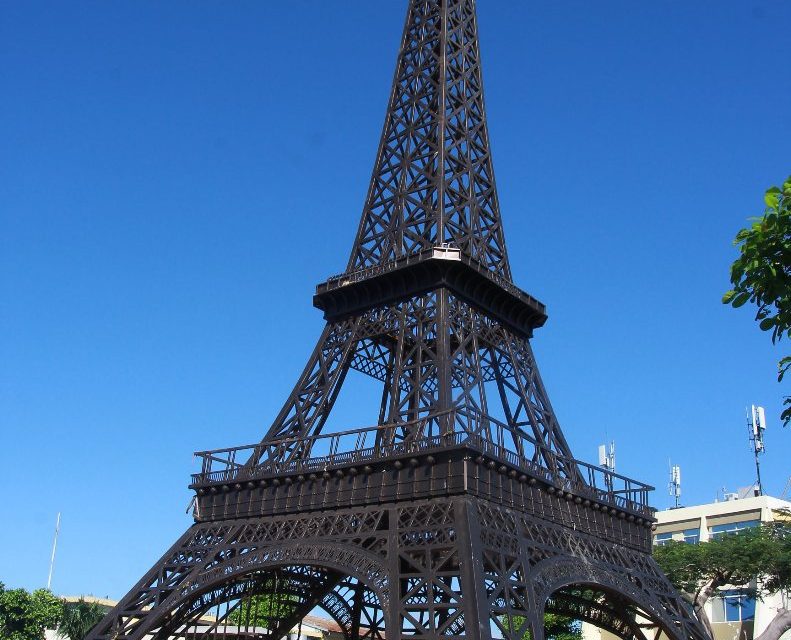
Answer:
[530, 556, 699, 640]
[102, 540, 389, 640]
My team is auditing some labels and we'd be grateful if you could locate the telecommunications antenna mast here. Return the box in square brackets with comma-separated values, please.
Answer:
[598, 441, 616, 494]
[747, 405, 767, 496]
[669, 463, 682, 509]
[598, 441, 616, 472]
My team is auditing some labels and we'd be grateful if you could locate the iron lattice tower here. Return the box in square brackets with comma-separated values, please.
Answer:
[88, 2, 709, 639]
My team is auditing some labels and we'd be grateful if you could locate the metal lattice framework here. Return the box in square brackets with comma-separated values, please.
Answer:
[349, 0, 509, 275]
[87, 1, 710, 639]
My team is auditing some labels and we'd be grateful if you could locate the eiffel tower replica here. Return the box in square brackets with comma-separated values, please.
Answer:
[88, 2, 710, 639]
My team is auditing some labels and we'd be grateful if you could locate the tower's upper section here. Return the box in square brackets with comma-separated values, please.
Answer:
[316, 0, 544, 334]
[347, 0, 510, 279]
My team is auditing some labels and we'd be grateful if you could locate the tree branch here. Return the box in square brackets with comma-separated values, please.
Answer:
[693, 577, 719, 640]
[754, 607, 791, 640]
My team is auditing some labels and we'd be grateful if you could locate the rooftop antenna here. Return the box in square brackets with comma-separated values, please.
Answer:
[747, 405, 767, 497]
[47, 512, 61, 591]
[598, 441, 616, 472]
[669, 462, 682, 509]
[598, 441, 616, 494]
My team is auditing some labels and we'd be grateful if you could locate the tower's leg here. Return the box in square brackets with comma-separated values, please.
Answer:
[457, 498, 494, 640]
[252, 318, 362, 464]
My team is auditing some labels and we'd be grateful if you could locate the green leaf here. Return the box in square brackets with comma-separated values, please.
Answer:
[722, 290, 736, 303]
[778, 357, 791, 382]
[781, 397, 791, 427]
[759, 317, 775, 331]
[765, 186, 781, 209]
[731, 292, 750, 308]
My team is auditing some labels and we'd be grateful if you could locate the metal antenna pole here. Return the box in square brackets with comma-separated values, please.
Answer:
[669, 462, 681, 509]
[47, 512, 61, 591]
[754, 448, 764, 497]
[748, 406, 766, 497]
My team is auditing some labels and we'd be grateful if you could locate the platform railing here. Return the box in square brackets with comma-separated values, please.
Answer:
[316, 244, 545, 315]
[457, 407, 653, 512]
[192, 411, 455, 483]
[191, 410, 653, 514]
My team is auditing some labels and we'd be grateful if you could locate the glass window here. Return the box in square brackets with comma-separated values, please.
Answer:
[654, 532, 673, 546]
[654, 529, 699, 545]
[710, 589, 755, 623]
[682, 528, 700, 544]
[709, 520, 760, 539]
[739, 594, 756, 621]
[710, 596, 726, 623]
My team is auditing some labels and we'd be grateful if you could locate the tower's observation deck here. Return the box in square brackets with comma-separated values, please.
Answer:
[190, 410, 655, 542]
[314, 245, 547, 336]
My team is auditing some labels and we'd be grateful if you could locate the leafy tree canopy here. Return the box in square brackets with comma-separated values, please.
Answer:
[503, 612, 582, 640]
[723, 175, 791, 425]
[0, 583, 64, 640]
[227, 592, 300, 629]
[542, 612, 583, 640]
[654, 522, 791, 640]
[57, 599, 107, 640]
[655, 522, 791, 596]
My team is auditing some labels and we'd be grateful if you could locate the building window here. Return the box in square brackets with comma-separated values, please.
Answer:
[710, 589, 756, 623]
[682, 528, 700, 544]
[654, 529, 699, 545]
[708, 520, 760, 539]
[654, 532, 673, 546]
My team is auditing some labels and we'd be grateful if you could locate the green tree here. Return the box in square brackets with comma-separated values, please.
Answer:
[226, 592, 300, 629]
[543, 613, 583, 640]
[723, 175, 791, 425]
[501, 612, 582, 640]
[0, 583, 64, 640]
[57, 599, 106, 640]
[654, 523, 791, 640]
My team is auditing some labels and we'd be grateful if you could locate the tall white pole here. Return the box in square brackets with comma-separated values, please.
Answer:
[47, 512, 61, 591]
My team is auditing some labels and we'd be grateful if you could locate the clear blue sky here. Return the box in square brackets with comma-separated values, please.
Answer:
[1, 0, 789, 599]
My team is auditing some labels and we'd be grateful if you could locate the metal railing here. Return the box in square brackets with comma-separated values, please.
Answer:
[192, 411, 653, 514]
[458, 407, 653, 512]
[316, 244, 546, 316]
[193, 412, 456, 484]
